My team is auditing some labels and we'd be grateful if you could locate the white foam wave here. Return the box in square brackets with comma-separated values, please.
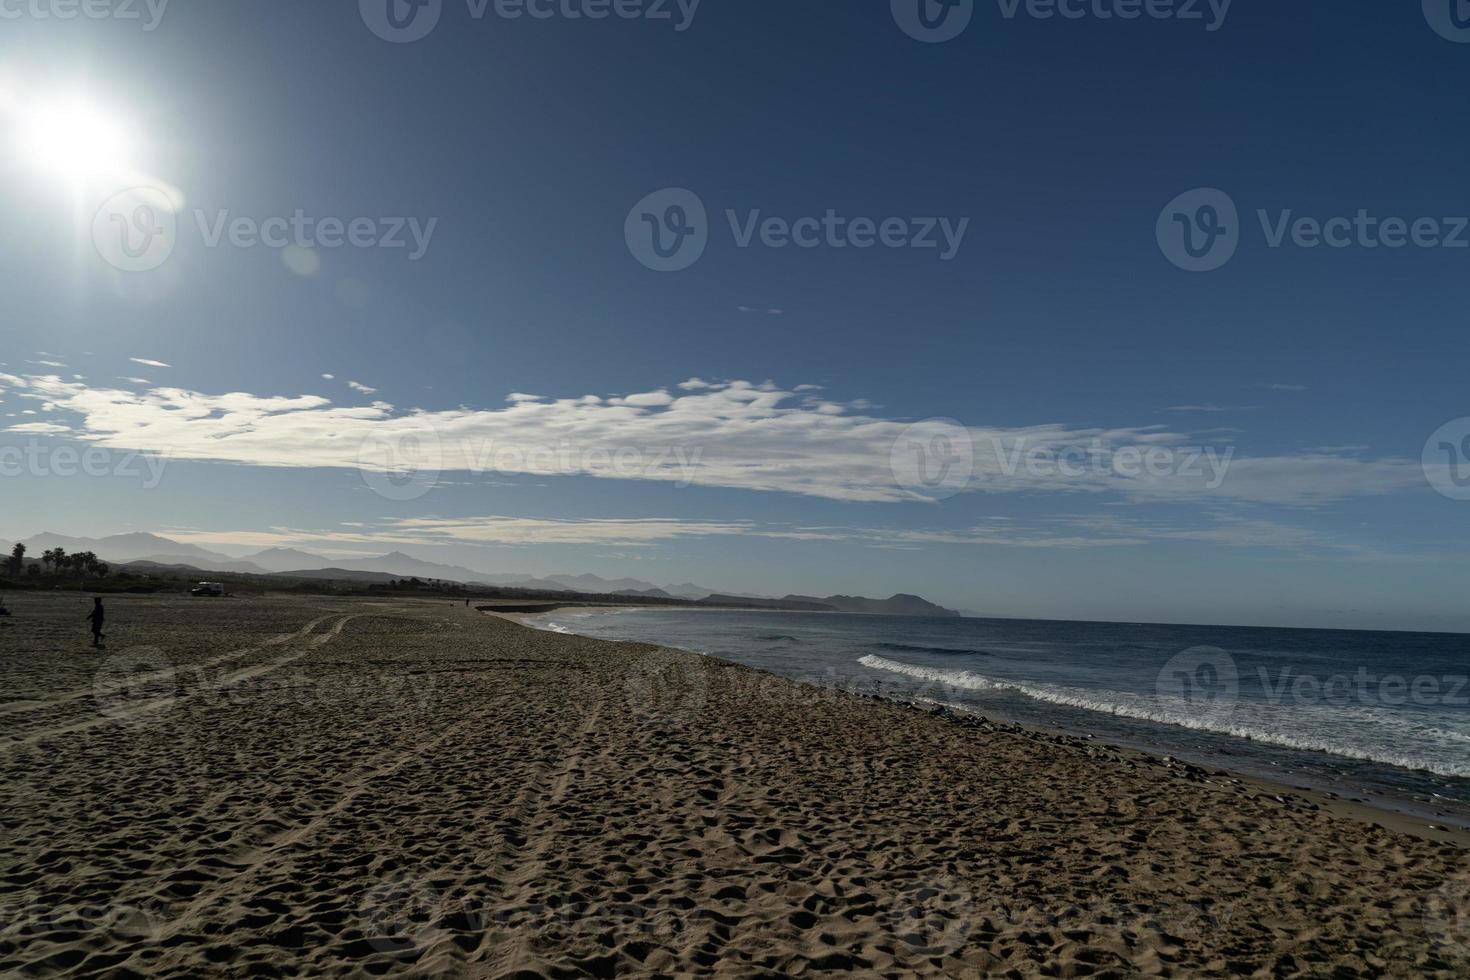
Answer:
[858, 654, 1470, 779]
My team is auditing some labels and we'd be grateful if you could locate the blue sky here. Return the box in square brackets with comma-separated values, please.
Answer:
[2, 1, 1469, 630]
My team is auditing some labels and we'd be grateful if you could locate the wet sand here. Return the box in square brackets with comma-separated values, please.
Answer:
[2, 593, 1468, 977]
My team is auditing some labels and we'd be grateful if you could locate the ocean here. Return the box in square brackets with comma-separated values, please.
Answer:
[524, 607, 1470, 828]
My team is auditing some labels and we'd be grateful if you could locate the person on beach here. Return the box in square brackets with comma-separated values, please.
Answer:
[86, 597, 105, 648]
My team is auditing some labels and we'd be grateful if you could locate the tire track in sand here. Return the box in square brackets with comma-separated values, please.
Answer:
[1, 614, 363, 749]
[467, 678, 613, 971]
[0, 611, 341, 718]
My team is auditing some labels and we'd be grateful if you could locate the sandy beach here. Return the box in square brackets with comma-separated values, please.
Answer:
[3, 592, 1468, 977]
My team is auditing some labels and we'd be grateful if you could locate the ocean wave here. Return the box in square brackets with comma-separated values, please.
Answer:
[857, 654, 1470, 779]
[872, 641, 989, 657]
[754, 634, 803, 644]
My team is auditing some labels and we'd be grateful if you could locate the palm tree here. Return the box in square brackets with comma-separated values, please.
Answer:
[7, 543, 24, 576]
[42, 547, 65, 574]
[72, 552, 98, 581]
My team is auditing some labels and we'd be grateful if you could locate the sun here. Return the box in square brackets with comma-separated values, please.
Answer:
[15, 96, 137, 180]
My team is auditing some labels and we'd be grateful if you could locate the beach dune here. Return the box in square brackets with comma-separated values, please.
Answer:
[2, 593, 1467, 977]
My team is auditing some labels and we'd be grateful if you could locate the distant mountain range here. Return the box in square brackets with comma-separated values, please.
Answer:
[784, 593, 960, 617]
[0, 532, 721, 599]
[1, 532, 959, 617]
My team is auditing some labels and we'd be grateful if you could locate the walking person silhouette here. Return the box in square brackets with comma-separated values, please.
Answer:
[86, 597, 105, 648]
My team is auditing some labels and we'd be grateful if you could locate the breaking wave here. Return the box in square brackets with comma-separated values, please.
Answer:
[857, 654, 1470, 779]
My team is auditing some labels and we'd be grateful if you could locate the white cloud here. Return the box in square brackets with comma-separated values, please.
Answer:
[391, 516, 757, 546]
[0, 373, 1429, 507]
[156, 511, 1389, 559]
[7, 422, 71, 434]
[118, 377, 152, 385]
[130, 358, 171, 368]
[347, 381, 378, 395]
[617, 390, 674, 408]
[322, 373, 336, 380]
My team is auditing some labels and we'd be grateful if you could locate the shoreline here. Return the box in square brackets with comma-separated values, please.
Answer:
[491, 604, 1470, 847]
[7, 592, 1469, 976]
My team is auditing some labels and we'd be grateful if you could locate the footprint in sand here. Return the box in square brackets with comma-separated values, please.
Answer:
[1424, 871, 1470, 957]
[874, 873, 978, 957]
[91, 646, 177, 724]
[623, 656, 708, 725]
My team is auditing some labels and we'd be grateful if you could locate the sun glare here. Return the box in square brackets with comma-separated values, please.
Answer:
[16, 97, 136, 180]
